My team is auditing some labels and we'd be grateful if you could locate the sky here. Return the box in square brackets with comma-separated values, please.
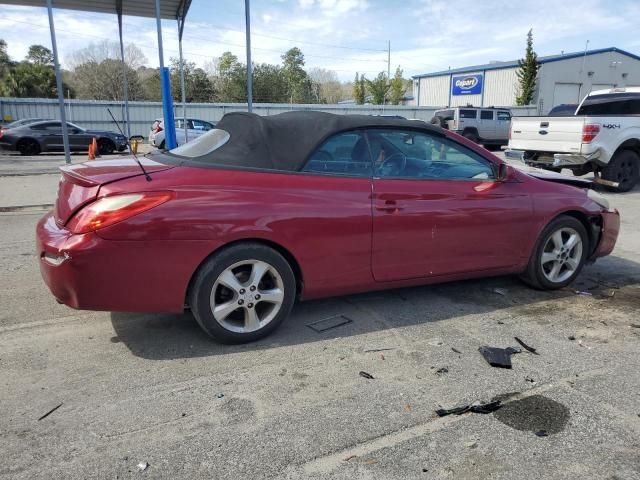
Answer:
[1, 0, 640, 81]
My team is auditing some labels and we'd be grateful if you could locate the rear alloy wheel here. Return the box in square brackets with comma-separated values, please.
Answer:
[17, 138, 41, 156]
[190, 243, 296, 343]
[97, 138, 115, 155]
[521, 215, 588, 290]
[601, 149, 639, 192]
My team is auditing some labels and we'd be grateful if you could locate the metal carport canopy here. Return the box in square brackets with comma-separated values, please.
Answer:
[0, 0, 192, 162]
[0, 0, 189, 19]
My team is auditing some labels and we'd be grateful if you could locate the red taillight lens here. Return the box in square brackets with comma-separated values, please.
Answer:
[0, 128, 5, 138]
[66, 192, 174, 234]
[582, 124, 600, 143]
[154, 125, 163, 133]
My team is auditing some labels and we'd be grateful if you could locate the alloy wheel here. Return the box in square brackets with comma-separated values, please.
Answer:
[209, 259, 285, 333]
[540, 227, 583, 283]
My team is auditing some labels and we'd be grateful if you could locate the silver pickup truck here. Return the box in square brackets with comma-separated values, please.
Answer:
[506, 88, 640, 192]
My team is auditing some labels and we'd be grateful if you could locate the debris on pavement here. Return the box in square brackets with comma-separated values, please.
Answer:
[306, 314, 353, 333]
[359, 371, 374, 380]
[363, 348, 395, 353]
[435, 367, 449, 375]
[568, 335, 576, 341]
[37, 402, 63, 421]
[630, 324, 640, 329]
[343, 455, 357, 462]
[574, 290, 593, 296]
[491, 287, 508, 296]
[478, 346, 521, 369]
[525, 377, 536, 384]
[535, 430, 548, 437]
[514, 336, 539, 355]
[436, 400, 502, 417]
[451, 347, 462, 354]
[137, 462, 149, 472]
[216, 393, 225, 399]
[464, 441, 478, 448]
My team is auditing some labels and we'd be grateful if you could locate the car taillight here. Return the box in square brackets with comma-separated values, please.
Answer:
[582, 124, 600, 143]
[154, 125, 163, 133]
[66, 192, 174, 234]
[0, 128, 5, 138]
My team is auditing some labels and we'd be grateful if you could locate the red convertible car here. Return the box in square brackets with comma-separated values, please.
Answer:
[37, 112, 620, 343]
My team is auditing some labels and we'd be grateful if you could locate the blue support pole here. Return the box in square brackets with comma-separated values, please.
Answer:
[155, 0, 176, 148]
[161, 67, 177, 149]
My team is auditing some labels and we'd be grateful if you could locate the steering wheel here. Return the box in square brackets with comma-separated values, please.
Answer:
[378, 152, 407, 177]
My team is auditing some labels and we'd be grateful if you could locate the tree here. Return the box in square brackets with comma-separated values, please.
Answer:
[353, 72, 365, 105]
[213, 52, 247, 102]
[389, 66, 406, 105]
[26, 45, 53, 65]
[308, 67, 343, 103]
[68, 40, 147, 70]
[281, 47, 314, 103]
[169, 57, 216, 103]
[1, 43, 64, 98]
[70, 58, 144, 100]
[516, 29, 539, 106]
[365, 72, 390, 105]
[253, 63, 288, 103]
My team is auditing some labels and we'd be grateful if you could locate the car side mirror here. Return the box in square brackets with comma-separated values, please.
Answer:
[497, 163, 510, 182]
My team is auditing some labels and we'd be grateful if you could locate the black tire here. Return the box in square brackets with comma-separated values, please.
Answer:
[601, 149, 639, 192]
[97, 138, 115, 155]
[430, 116, 446, 128]
[462, 130, 479, 143]
[159, 140, 166, 150]
[17, 138, 41, 156]
[520, 215, 588, 290]
[189, 243, 296, 343]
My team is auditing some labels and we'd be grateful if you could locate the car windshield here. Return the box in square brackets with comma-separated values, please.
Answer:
[169, 128, 230, 158]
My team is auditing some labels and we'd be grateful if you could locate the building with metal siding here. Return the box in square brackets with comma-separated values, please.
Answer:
[411, 47, 640, 114]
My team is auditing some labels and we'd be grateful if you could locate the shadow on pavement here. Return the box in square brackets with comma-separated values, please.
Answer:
[111, 254, 640, 360]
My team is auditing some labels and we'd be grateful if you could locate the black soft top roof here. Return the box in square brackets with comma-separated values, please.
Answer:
[179, 111, 442, 171]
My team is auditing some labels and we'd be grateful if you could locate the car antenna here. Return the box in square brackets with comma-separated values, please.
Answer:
[106, 108, 152, 182]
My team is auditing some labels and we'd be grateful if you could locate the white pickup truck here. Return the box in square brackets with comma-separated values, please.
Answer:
[506, 88, 640, 192]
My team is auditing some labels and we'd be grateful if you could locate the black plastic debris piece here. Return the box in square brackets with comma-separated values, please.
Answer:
[38, 402, 63, 421]
[451, 347, 462, 354]
[535, 430, 548, 437]
[630, 324, 640, 329]
[514, 337, 539, 355]
[436, 400, 502, 417]
[359, 371, 374, 380]
[435, 367, 449, 375]
[306, 314, 353, 333]
[478, 346, 521, 369]
[568, 335, 576, 341]
[364, 348, 395, 353]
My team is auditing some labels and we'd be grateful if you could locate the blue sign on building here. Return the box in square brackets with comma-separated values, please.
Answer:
[451, 74, 483, 96]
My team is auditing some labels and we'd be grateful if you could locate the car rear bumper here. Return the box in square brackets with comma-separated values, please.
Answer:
[36, 212, 216, 313]
[506, 149, 600, 168]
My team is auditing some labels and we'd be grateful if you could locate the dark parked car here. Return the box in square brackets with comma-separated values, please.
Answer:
[37, 111, 619, 343]
[0, 120, 128, 155]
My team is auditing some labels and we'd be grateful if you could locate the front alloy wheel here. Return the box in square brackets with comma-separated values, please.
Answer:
[521, 215, 588, 290]
[540, 227, 583, 283]
[190, 243, 296, 343]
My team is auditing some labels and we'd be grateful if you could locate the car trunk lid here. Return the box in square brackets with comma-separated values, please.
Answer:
[54, 157, 174, 225]
[509, 116, 586, 153]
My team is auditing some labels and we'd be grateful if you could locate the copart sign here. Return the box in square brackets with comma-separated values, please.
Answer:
[451, 74, 483, 96]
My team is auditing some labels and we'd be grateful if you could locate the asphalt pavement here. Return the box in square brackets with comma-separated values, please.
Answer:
[1, 151, 639, 479]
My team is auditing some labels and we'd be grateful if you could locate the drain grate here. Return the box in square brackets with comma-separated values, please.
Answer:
[306, 314, 353, 333]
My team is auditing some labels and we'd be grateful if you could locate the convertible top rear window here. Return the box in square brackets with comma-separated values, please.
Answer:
[169, 128, 230, 157]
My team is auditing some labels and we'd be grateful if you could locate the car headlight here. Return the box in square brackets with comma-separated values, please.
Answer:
[587, 189, 610, 211]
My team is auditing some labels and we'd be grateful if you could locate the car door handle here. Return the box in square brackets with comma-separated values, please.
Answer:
[375, 200, 402, 213]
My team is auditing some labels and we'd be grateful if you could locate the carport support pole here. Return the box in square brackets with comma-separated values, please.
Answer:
[46, 0, 71, 164]
[177, 18, 187, 143]
[155, 0, 176, 149]
[117, 5, 131, 141]
[245, 0, 253, 113]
